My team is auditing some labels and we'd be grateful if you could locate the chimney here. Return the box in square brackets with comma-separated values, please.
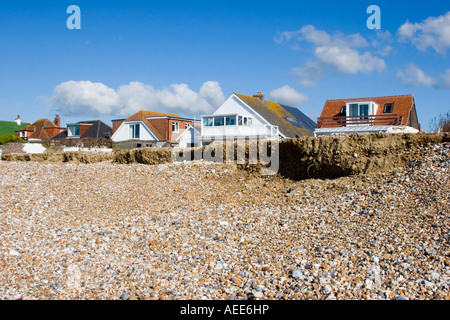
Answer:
[54, 115, 61, 127]
[15, 115, 21, 126]
[253, 91, 265, 101]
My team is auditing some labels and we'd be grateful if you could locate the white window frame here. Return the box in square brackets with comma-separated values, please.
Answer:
[346, 101, 378, 126]
[68, 124, 81, 137]
[130, 123, 140, 139]
[172, 122, 179, 133]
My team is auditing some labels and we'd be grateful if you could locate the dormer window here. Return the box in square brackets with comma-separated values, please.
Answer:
[383, 103, 393, 114]
[340, 106, 346, 115]
[68, 124, 80, 137]
[345, 101, 378, 126]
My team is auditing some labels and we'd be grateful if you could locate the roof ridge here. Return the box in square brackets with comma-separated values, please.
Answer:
[326, 94, 414, 102]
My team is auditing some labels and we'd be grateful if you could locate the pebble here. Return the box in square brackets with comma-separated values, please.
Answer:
[0, 143, 449, 300]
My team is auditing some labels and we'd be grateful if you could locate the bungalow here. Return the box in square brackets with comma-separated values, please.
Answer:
[200, 92, 316, 146]
[314, 94, 420, 136]
[15, 115, 64, 142]
[111, 110, 196, 150]
[51, 120, 113, 140]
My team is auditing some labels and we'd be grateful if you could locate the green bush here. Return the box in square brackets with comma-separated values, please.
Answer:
[0, 133, 25, 145]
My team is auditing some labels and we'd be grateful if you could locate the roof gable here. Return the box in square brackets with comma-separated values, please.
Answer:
[234, 93, 315, 137]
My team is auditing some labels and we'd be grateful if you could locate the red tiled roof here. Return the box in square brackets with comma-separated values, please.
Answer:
[17, 119, 60, 140]
[319, 94, 415, 126]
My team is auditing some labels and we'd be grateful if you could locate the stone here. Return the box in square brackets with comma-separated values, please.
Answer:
[254, 292, 264, 299]
[291, 269, 304, 280]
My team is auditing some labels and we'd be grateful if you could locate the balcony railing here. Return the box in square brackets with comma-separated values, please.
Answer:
[202, 124, 279, 138]
[316, 114, 403, 128]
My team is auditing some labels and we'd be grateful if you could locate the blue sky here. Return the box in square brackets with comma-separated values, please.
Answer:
[0, 0, 449, 131]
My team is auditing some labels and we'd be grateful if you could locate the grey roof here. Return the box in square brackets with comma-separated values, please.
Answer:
[51, 120, 112, 139]
[235, 93, 316, 137]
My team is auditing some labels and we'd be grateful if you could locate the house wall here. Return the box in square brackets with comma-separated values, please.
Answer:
[16, 131, 32, 140]
[169, 119, 192, 141]
[147, 118, 194, 142]
[407, 104, 420, 130]
[112, 121, 158, 142]
[112, 140, 157, 151]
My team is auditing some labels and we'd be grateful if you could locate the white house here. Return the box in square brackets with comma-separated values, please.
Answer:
[199, 92, 316, 146]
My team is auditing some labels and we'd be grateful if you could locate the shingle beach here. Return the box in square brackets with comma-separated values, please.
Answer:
[0, 143, 449, 300]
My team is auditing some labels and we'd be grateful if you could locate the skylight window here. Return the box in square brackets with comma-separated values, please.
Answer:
[383, 103, 393, 113]
[285, 117, 299, 125]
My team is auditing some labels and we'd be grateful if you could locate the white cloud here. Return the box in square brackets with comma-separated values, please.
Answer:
[315, 46, 386, 75]
[396, 64, 437, 87]
[49, 80, 225, 117]
[50, 81, 121, 115]
[269, 85, 309, 106]
[398, 11, 450, 55]
[292, 60, 326, 87]
[277, 25, 386, 85]
[440, 69, 450, 89]
[397, 65, 450, 90]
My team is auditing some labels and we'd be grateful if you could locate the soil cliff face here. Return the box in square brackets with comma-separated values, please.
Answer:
[275, 133, 449, 180]
[2, 133, 449, 181]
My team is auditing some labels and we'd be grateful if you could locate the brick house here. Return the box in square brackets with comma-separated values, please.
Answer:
[15, 115, 64, 142]
[314, 94, 421, 136]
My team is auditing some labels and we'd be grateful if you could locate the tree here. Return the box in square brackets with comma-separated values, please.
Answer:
[0, 133, 25, 145]
[429, 111, 450, 133]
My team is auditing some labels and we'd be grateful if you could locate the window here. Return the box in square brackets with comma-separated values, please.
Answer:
[238, 116, 243, 125]
[130, 124, 140, 139]
[349, 104, 369, 117]
[68, 125, 80, 137]
[340, 106, 346, 115]
[172, 122, 179, 133]
[225, 116, 236, 126]
[185, 123, 190, 129]
[383, 103, 393, 113]
[203, 117, 213, 127]
[214, 117, 224, 126]
[285, 117, 299, 125]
